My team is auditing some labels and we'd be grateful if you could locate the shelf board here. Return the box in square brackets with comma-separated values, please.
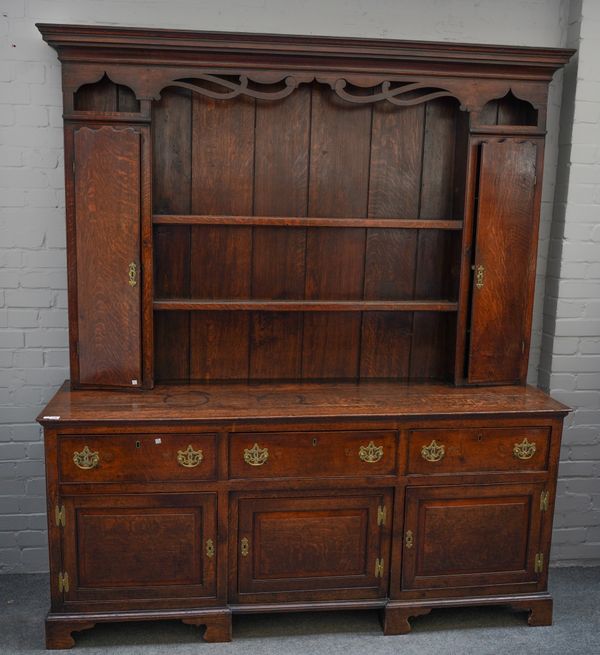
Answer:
[152, 214, 463, 230]
[153, 299, 459, 312]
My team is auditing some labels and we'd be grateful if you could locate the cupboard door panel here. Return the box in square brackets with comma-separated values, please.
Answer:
[73, 126, 142, 387]
[236, 491, 391, 601]
[468, 140, 538, 384]
[62, 494, 216, 603]
[402, 483, 543, 591]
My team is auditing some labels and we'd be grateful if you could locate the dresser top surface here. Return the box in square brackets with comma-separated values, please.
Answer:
[38, 381, 569, 425]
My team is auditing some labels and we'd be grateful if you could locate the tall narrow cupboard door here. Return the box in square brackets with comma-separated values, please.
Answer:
[71, 125, 143, 387]
[468, 139, 539, 384]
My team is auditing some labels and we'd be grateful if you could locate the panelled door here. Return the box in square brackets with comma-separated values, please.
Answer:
[59, 493, 217, 605]
[234, 490, 392, 602]
[402, 483, 544, 592]
[70, 124, 144, 387]
[468, 139, 539, 384]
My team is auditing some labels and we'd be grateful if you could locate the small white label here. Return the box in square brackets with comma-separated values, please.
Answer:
[42, 415, 61, 420]
[154, 438, 162, 445]
[131, 379, 138, 386]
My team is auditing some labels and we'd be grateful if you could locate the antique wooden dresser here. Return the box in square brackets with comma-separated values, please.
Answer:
[36, 23, 572, 648]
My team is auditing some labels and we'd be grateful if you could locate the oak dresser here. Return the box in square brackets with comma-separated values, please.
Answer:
[35, 23, 572, 648]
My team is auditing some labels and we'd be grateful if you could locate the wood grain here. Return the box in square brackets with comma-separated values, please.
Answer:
[250, 88, 310, 379]
[74, 126, 141, 387]
[153, 87, 193, 382]
[304, 86, 371, 378]
[190, 95, 255, 380]
[468, 140, 537, 383]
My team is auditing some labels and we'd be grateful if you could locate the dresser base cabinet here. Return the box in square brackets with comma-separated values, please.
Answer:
[39, 382, 567, 648]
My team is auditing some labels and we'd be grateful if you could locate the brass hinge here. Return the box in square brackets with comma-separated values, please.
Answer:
[377, 505, 387, 527]
[55, 504, 65, 528]
[374, 558, 384, 578]
[534, 553, 544, 574]
[405, 530, 414, 549]
[58, 571, 69, 593]
[540, 490, 550, 512]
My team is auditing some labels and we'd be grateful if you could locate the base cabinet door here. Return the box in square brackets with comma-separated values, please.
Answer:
[234, 490, 392, 602]
[402, 483, 544, 591]
[60, 493, 217, 605]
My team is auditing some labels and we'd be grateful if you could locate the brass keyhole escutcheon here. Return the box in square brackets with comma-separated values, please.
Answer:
[241, 537, 249, 557]
[128, 262, 137, 287]
[475, 264, 485, 289]
[135, 440, 141, 449]
[206, 539, 215, 559]
[312, 437, 318, 447]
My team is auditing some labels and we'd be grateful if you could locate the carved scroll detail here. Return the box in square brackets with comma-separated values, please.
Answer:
[166, 74, 456, 107]
[170, 74, 303, 101]
[328, 79, 455, 106]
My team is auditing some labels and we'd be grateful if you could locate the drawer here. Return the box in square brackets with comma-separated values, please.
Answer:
[58, 433, 217, 483]
[229, 430, 396, 479]
[407, 427, 550, 475]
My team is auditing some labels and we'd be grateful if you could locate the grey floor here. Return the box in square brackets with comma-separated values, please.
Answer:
[2, 569, 599, 655]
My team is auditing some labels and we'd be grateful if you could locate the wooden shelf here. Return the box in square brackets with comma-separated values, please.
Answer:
[153, 214, 463, 230]
[153, 299, 459, 312]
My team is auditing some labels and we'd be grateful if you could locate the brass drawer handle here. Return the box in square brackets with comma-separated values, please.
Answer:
[421, 440, 445, 462]
[513, 438, 536, 460]
[73, 445, 99, 470]
[177, 444, 203, 468]
[243, 443, 269, 466]
[359, 441, 384, 463]
[241, 537, 249, 557]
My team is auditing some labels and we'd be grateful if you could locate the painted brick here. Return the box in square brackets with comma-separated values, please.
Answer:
[558, 460, 596, 476]
[25, 329, 68, 348]
[5, 289, 52, 308]
[581, 338, 600, 354]
[0, 549, 21, 572]
[12, 350, 43, 368]
[7, 309, 39, 328]
[552, 528, 587, 544]
[0, 443, 27, 459]
[20, 547, 48, 571]
[0, 330, 24, 347]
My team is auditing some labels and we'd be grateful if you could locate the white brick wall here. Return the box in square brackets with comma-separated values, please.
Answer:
[540, 0, 600, 566]
[0, 0, 587, 572]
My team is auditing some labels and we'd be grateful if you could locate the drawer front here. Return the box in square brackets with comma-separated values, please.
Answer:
[407, 427, 550, 475]
[229, 430, 397, 479]
[59, 433, 217, 482]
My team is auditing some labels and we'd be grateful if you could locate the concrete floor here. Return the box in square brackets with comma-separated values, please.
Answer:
[1, 568, 599, 654]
